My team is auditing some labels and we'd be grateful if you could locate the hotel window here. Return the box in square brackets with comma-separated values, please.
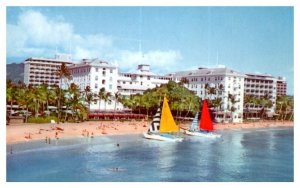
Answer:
[102, 80, 105, 84]
[147, 76, 150, 80]
[123, 81, 125, 84]
[95, 76, 98, 81]
[141, 82, 143, 85]
[95, 83, 98, 89]
[96, 68, 98, 72]
[109, 84, 112, 90]
[110, 69, 113, 73]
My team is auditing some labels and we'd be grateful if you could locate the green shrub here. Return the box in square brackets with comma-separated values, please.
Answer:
[27, 116, 58, 123]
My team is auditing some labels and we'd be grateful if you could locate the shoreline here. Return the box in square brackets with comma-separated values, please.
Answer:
[6, 120, 293, 145]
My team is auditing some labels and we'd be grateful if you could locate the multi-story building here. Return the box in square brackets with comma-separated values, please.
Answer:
[66, 58, 120, 111]
[22, 55, 288, 122]
[276, 77, 287, 96]
[117, 64, 171, 96]
[168, 67, 245, 123]
[244, 73, 278, 116]
[23, 54, 73, 87]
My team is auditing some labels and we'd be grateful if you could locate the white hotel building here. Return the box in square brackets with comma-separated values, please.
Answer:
[118, 64, 171, 96]
[65, 58, 121, 111]
[66, 63, 171, 111]
[168, 67, 245, 123]
[23, 55, 287, 122]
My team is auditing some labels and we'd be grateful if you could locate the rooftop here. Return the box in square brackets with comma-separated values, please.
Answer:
[171, 67, 245, 77]
[69, 58, 117, 69]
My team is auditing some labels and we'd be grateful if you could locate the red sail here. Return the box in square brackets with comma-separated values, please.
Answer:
[199, 100, 213, 131]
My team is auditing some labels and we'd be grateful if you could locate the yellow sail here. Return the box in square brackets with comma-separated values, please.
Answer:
[159, 96, 179, 133]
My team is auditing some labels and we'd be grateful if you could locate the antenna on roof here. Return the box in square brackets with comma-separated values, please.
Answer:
[139, 7, 143, 64]
[216, 49, 219, 67]
[69, 39, 72, 61]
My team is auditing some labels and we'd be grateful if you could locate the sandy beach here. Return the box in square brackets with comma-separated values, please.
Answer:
[6, 120, 293, 144]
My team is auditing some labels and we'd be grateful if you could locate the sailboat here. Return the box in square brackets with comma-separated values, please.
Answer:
[184, 100, 221, 138]
[143, 96, 183, 142]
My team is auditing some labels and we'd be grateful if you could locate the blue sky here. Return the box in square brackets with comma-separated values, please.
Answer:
[6, 6, 294, 94]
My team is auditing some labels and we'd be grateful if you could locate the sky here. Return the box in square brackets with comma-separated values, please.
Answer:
[6, 6, 294, 94]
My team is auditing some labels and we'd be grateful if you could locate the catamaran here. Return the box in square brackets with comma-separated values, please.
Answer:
[184, 100, 221, 138]
[143, 96, 183, 142]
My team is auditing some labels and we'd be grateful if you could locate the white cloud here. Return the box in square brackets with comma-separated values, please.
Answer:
[7, 10, 113, 59]
[7, 10, 182, 74]
[116, 50, 182, 74]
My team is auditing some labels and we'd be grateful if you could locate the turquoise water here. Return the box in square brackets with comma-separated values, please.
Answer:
[7, 127, 293, 182]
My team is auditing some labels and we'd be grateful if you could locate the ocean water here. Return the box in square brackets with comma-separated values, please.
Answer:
[7, 127, 293, 182]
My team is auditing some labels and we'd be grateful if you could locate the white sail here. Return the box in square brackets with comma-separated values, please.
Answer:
[189, 112, 199, 131]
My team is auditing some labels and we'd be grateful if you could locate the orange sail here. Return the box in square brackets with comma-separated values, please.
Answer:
[199, 100, 213, 131]
[159, 96, 179, 133]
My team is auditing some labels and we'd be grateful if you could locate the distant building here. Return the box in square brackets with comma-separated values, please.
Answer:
[23, 54, 73, 87]
[22, 54, 288, 122]
[117, 64, 171, 96]
[244, 73, 277, 116]
[168, 67, 245, 123]
[276, 77, 287, 96]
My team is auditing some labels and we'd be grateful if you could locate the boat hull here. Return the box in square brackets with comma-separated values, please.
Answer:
[143, 132, 183, 142]
[184, 130, 221, 138]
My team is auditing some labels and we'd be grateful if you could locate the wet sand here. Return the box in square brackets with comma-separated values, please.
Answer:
[6, 120, 293, 144]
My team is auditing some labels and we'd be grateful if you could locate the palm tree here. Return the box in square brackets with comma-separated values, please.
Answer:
[67, 83, 86, 121]
[6, 80, 16, 116]
[84, 86, 95, 115]
[276, 95, 291, 120]
[103, 92, 112, 110]
[16, 86, 32, 122]
[179, 77, 189, 85]
[208, 86, 216, 98]
[212, 97, 223, 121]
[37, 84, 48, 114]
[228, 93, 238, 122]
[98, 87, 106, 111]
[113, 91, 121, 115]
[204, 83, 210, 99]
[56, 62, 71, 123]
